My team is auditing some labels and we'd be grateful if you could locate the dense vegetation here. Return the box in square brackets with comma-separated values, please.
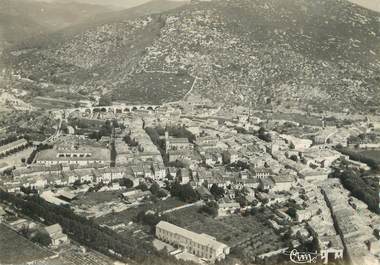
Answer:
[336, 147, 380, 169]
[0, 190, 202, 265]
[331, 167, 379, 213]
[170, 183, 200, 203]
[0, 191, 150, 260]
[3, 0, 379, 112]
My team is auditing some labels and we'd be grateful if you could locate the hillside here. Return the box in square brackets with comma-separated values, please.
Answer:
[2, 0, 380, 112]
[0, 0, 112, 53]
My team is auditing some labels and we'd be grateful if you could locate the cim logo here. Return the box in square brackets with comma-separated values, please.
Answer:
[286, 249, 343, 264]
[289, 249, 318, 264]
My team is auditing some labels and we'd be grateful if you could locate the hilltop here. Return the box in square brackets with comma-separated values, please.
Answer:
[2, 0, 380, 112]
[0, 0, 114, 54]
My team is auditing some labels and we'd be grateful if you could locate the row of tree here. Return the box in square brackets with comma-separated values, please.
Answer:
[0, 191, 150, 262]
[337, 148, 379, 169]
[331, 168, 379, 213]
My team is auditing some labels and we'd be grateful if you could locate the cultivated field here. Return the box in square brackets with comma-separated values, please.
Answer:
[0, 224, 54, 264]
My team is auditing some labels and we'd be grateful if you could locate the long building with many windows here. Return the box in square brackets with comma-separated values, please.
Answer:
[0, 139, 28, 156]
[156, 221, 230, 263]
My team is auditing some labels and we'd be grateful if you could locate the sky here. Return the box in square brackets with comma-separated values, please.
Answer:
[25, 0, 380, 12]
[347, 0, 380, 12]
[27, 0, 187, 9]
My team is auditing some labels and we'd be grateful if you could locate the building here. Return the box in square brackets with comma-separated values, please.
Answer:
[164, 132, 193, 153]
[122, 190, 151, 203]
[35, 143, 110, 167]
[156, 221, 230, 263]
[217, 202, 240, 217]
[44, 224, 69, 246]
[0, 138, 28, 156]
[152, 163, 166, 180]
[222, 150, 238, 164]
[270, 175, 295, 191]
[252, 168, 272, 179]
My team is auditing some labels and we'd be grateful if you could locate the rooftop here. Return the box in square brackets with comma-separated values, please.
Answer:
[156, 221, 228, 251]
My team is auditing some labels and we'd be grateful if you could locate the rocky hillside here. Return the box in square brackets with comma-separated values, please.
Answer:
[2, 0, 380, 112]
[0, 0, 113, 55]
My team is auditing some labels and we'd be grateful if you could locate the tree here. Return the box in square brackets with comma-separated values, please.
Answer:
[31, 231, 51, 246]
[137, 183, 148, 191]
[289, 154, 298, 162]
[98, 96, 112, 106]
[258, 127, 271, 142]
[73, 179, 81, 188]
[119, 178, 134, 188]
[180, 184, 199, 203]
[286, 207, 297, 218]
[210, 184, 225, 200]
[150, 183, 161, 195]
[289, 142, 295, 149]
[199, 201, 219, 217]
[170, 183, 199, 203]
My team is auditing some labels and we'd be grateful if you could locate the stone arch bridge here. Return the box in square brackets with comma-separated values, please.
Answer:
[68, 104, 160, 115]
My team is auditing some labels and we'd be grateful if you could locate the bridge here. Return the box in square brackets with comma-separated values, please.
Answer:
[64, 104, 160, 116]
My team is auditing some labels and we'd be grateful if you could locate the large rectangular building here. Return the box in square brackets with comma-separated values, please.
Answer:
[156, 221, 230, 263]
[0, 139, 28, 156]
[35, 145, 110, 166]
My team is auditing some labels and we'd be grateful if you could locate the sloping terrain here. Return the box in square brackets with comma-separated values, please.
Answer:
[2, 0, 380, 111]
[0, 0, 112, 54]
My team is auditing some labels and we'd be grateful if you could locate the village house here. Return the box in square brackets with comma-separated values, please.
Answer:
[270, 175, 295, 192]
[122, 190, 151, 203]
[13, 165, 61, 180]
[152, 163, 166, 180]
[259, 178, 275, 191]
[222, 149, 238, 164]
[217, 202, 240, 217]
[167, 167, 178, 179]
[176, 168, 190, 184]
[44, 224, 69, 247]
[164, 132, 193, 153]
[251, 168, 272, 179]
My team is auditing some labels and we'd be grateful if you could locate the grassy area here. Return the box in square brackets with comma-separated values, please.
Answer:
[162, 205, 285, 257]
[359, 149, 380, 163]
[0, 147, 33, 167]
[74, 191, 123, 206]
[254, 112, 323, 126]
[96, 197, 186, 226]
[0, 224, 54, 264]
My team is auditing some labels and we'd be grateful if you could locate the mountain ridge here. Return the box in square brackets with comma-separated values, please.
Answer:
[2, 0, 380, 113]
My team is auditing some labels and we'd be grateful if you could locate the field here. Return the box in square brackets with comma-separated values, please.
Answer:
[163, 205, 286, 259]
[358, 149, 380, 164]
[254, 111, 322, 127]
[0, 224, 54, 264]
[74, 191, 123, 206]
[96, 197, 186, 226]
[0, 147, 34, 167]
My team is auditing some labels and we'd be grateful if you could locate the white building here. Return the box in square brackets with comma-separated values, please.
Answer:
[156, 221, 230, 263]
[44, 224, 69, 247]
